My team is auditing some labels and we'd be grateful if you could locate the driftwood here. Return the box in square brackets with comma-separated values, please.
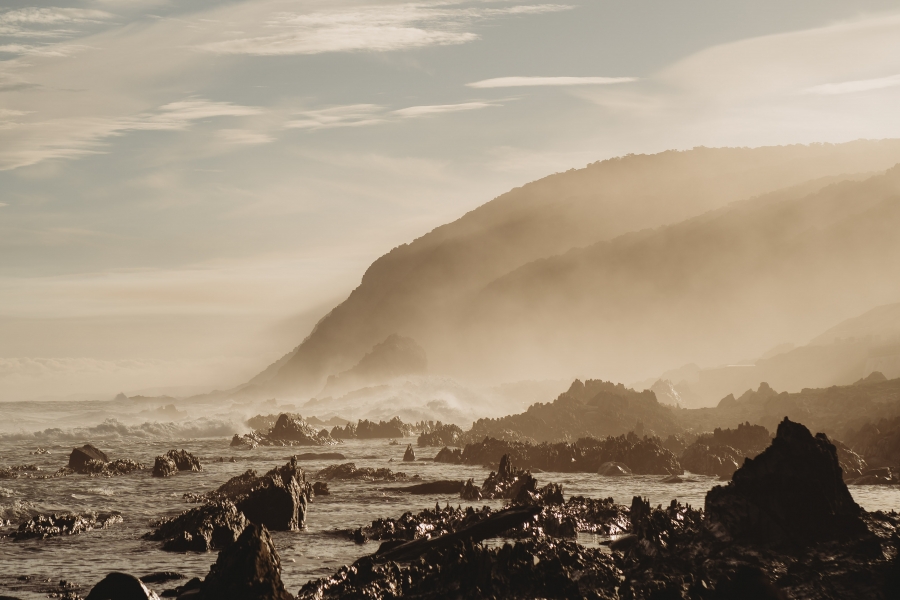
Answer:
[373, 505, 541, 562]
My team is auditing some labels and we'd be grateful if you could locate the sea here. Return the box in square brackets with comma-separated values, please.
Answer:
[1, 397, 899, 599]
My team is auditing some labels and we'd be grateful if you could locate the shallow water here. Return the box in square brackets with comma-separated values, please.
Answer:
[1, 399, 899, 599]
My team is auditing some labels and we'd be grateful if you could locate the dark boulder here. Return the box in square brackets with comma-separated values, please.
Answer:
[68, 444, 109, 473]
[144, 501, 248, 552]
[705, 417, 869, 545]
[86, 572, 159, 600]
[312, 481, 330, 496]
[152, 449, 202, 478]
[194, 523, 292, 600]
[478, 454, 537, 500]
[293, 452, 346, 461]
[402, 444, 416, 462]
[460, 478, 481, 501]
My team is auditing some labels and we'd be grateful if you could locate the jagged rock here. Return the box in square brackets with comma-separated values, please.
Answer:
[433, 447, 462, 464]
[598, 461, 632, 476]
[144, 501, 248, 552]
[197, 458, 312, 531]
[298, 537, 621, 599]
[460, 478, 481, 501]
[12, 512, 122, 540]
[269, 413, 328, 444]
[230, 434, 256, 449]
[402, 444, 416, 462]
[152, 450, 202, 478]
[86, 572, 160, 600]
[315, 463, 408, 482]
[193, 523, 292, 600]
[68, 444, 109, 472]
[477, 454, 537, 500]
[705, 417, 869, 545]
[417, 422, 464, 447]
[80, 458, 145, 476]
[833, 439, 868, 479]
[331, 417, 413, 440]
[312, 482, 330, 496]
[681, 442, 742, 478]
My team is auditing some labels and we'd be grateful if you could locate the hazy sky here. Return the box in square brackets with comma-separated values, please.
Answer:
[2, 0, 900, 399]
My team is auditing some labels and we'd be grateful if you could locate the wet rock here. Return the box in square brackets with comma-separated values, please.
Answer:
[312, 482, 330, 496]
[396, 480, 463, 494]
[0, 464, 43, 479]
[598, 461, 632, 476]
[12, 512, 123, 540]
[192, 523, 292, 600]
[298, 537, 621, 599]
[417, 422, 463, 447]
[86, 573, 159, 600]
[315, 463, 408, 482]
[230, 434, 255, 449]
[476, 454, 537, 500]
[269, 413, 331, 445]
[80, 458, 145, 476]
[460, 478, 481, 500]
[433, 447, 462, 464]
[30, 447, 50, 455]
[705, 417, 869, 545]
[292, 452, 345, 461]
[402, 444, 416, 462]
[68, 445, 109, 473]
[833, 439, 868, 479]
[223, 458, 311, 531]
[144, 501, 248, 552]
[152, 450, 202, 478]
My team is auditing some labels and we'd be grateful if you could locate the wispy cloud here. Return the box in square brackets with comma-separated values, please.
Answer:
[393, 101, 498, 117]
[200, 3, 571, 56]
[803, 73, 900, 96]
[286, 101, 499, 130]
[467, 76, 637, 88]
[0, 7, 113, 38]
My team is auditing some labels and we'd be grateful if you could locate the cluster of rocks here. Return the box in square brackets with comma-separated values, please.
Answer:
[453, 433, 682, 475]
[416, 422, 464, 447]
[68, 444, 145, 476]
[151, 450, 202, 478]
[231, 414, 337, 449]
[11, 512, 123, 541]
[315, 463, 410, 482]
[330, 417, 414, 440]
[0, 463, 71, 479]
[147, 458, 317, 553]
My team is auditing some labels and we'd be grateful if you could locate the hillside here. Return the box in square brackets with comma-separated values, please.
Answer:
[248, 141, 900, 397]
[456, 164, 900, 385]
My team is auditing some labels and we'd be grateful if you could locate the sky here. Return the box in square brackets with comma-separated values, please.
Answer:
[2, 0, 900, 400]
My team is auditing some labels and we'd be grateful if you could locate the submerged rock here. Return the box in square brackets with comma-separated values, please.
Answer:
[12, 512, 123, 540]
[315, 463, 408, 482]
[397, 480, 463, 495]
[68, 444, 109, 472]
[706, 417, 869, 545]
[152, 450, 202, 478]
[86, 572, 160, 600]
[402, 444, 416, 462]
[292, 452, 346, 461]
[193, 523, 292, 600]
[144, 501, 248, 552]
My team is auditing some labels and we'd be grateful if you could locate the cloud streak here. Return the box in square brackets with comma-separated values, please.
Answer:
[804, 73, 900, 95]
[199, 2, 570, 56]
[286, 101, 499, 130]
[468, 76, 637, 88]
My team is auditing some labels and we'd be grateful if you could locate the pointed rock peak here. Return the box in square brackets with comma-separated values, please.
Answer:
[197, 523, 292, 600]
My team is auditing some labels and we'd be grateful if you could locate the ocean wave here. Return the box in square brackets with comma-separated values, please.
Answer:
[0, 499, 35, 521]
[0, 417, 244, 442]
[0, 487, 14, 498]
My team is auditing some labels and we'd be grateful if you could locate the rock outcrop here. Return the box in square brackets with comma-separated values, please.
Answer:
[417, 422, 464, 447]
[193, 523, 293, 600]
[705, 417, 869, 545]
[681, 443, 742, 478]
[232, 414, 337, 448]
[12, 512, 123, 540]
[197, 458, 312, 531]
[315, 463, 408, 482]
[151, 449, 202, 478]
[330, 417, 414, 440]
[68, 444, 109, 472]
[402, 444, 416, 462]
[144, 501, 248, 552]
[433, 447, 462, 463]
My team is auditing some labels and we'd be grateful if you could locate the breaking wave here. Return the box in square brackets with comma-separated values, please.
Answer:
[0, 417, 244, 442]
